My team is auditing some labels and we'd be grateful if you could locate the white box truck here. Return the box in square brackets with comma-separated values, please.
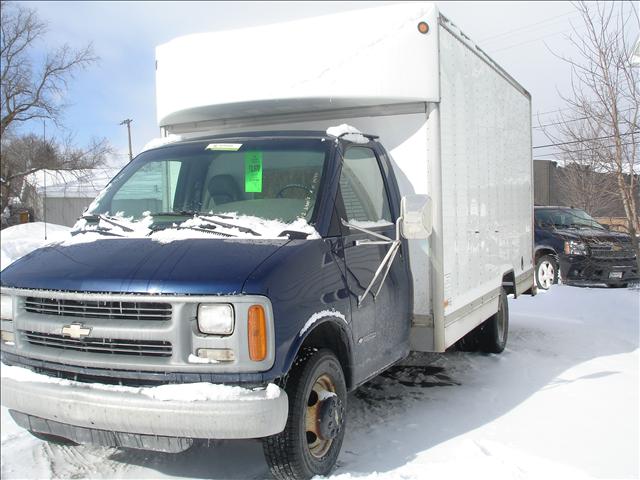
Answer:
[1, 3, 534, 479]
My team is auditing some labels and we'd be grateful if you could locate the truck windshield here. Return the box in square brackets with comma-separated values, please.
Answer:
[535, 208, 606, 230]
[87, 138, 329, 226]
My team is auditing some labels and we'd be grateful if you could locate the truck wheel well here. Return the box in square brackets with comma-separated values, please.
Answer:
[502, 270, 516, 296]
[298, 322, 353, 391]
[535, 248, 556, 262]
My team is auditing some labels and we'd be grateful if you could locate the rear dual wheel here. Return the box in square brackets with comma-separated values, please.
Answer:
[457, 287, 509, 354]
[477, 287, 509, 353]
[263, 349, 347, 480]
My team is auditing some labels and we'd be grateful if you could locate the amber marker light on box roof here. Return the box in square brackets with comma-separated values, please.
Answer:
[417, 21, 429, 34]
[248, 305, 267, 361]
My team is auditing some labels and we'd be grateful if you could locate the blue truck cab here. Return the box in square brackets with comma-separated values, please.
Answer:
[1, 131, 417, 478]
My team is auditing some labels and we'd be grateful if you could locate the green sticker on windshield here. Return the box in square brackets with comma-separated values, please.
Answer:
[244, 151, 263, 193]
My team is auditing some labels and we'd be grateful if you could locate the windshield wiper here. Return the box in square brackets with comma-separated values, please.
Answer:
[278, 230, 310, 239]
[71, 226, 125, 238]
[147, 211, 261, 236]
[198, 215, 261, 237]
[81, 214, 134, 232]
[147, 210, 198, 217]
[176, 224, 237, 237]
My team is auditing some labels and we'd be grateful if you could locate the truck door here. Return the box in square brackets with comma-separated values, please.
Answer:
[337, 146, 410, 380]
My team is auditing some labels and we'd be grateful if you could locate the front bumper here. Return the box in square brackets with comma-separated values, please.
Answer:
[1, 365, 288, 441]
[559, 255, 639, 285]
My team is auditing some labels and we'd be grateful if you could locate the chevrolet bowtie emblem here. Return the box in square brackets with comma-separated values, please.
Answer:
[61, 323, 92, 339]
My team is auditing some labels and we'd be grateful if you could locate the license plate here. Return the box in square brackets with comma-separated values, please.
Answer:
[609, 271, 623, 279]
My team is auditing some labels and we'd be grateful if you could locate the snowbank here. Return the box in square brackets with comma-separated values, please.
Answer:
[0, 222, 71, 270]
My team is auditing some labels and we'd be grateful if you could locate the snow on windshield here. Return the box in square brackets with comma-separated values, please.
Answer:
[65, 212, 320, 247]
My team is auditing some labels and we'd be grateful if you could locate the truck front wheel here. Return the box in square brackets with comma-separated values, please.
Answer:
[262, 348, 347, 480]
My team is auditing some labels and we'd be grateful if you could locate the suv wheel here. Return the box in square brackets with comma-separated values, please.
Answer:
[536, 254, 558, 290]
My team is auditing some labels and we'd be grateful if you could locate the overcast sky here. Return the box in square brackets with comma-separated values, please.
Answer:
[15, 1, 636, 167]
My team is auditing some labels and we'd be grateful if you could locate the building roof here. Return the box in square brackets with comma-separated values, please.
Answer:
[34, 168, 120, 199]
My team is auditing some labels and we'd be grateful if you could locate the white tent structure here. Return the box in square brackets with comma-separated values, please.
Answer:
[34, 168, 119, 226]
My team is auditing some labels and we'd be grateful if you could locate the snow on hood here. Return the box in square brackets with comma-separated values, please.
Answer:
[326, 124, 370, 144]
[62, 213, 320, 247]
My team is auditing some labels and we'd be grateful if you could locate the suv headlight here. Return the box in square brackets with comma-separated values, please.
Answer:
[197, 304, 234, 335]
[0, 295, 13, 320]
[564, 240, 588, 256]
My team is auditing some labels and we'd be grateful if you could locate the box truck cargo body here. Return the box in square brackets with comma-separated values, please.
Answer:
[155, 4, 535, 352]
[1, 4, 534, 479]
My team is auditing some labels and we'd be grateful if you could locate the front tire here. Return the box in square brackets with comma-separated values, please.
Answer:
[535, 254, 558, 290]
[263, 348, 347, 480]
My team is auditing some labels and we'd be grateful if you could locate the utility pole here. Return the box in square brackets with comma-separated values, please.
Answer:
[43, 119, 47, 240]
[120, 118, 133, 161]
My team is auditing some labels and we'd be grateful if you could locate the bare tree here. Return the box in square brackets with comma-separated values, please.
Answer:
[0, 133, 111, 209]
[542, 1, 640, 267]
[0, 1, 97, 137]
[0, 1, 111, 214]
[556, 162, 619, 216]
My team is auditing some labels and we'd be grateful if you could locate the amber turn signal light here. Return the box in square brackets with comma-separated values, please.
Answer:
[248, 305, 267, 361]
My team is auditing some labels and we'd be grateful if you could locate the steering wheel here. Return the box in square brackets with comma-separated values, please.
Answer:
[276, 184, 314, 198]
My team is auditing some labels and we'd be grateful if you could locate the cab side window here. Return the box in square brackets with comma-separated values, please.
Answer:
[339, 147, 392, 225]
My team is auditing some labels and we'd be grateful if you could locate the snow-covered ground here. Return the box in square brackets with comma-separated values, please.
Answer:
[1, 226, 638, 479]
[0, 222, 71, 271]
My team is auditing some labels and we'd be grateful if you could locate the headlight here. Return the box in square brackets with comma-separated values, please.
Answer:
[564, 240, 588, 256]
[197, 304, 234, 335]
[0, 295, 13, 320]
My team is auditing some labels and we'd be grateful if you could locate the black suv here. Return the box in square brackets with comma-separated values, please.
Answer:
[534, 206, 639, 289]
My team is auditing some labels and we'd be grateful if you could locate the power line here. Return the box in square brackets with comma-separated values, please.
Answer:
[533, 116, 590, 129]
[490, 25, 587, 54]
[533, 141, 637, 158]
[533, 108, 635, 129]
[533, 104, 610, 118]
[533, 131, 638, 149]
[478, 11, 576, 43]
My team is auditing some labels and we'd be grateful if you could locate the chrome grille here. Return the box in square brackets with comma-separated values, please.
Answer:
[590, 246, 635, 260]
[22, 331, 172, 357]
[24, 297, 172, 321]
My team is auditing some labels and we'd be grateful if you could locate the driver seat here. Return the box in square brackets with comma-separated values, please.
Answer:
[205, 175, 242, 208]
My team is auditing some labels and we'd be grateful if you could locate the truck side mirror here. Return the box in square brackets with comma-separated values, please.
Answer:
[400, 194, 432, 239]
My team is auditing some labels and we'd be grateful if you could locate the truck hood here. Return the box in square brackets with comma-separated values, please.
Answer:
[0, 238, 288, 295]
[549, 227, 632, 244]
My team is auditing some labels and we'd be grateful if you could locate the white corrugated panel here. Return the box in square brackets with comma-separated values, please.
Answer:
[438, 23, 532, 344]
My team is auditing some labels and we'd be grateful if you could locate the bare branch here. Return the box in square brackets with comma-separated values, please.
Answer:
[542, 1, 640, 265]
[0, 1, 98, 137]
